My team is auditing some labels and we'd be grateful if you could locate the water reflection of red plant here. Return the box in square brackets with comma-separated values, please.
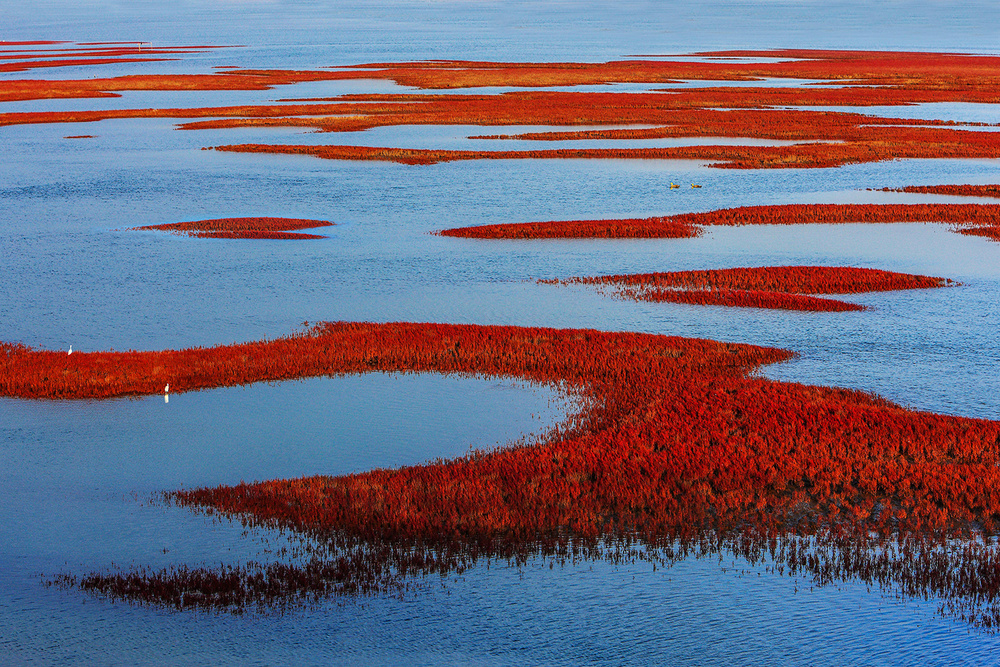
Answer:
[18, 322, 1000, 627]
[542, 266, 952, 312]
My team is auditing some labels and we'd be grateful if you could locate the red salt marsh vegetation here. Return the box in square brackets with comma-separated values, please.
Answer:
[440, 203, 1000, 241]
[11, 49, 1000, 100]
[204, 129, 1000, 169]
[131, 217, 332, 240]
[13, 322, 1000, 627]
[6, 50, 1000, 169]
[543, 266, 952, 312]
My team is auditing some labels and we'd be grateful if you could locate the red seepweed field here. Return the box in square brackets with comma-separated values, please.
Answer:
[10, 42, 1000, 629]
[8, 321, 1000, 626]
[6, 50, 1000, 170]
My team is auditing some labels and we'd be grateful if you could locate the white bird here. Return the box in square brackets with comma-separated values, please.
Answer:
[68, 345, 72, 355]
[164, 383, 170, 393]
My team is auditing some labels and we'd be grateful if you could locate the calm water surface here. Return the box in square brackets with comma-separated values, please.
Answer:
[5, 1, 1000, 664]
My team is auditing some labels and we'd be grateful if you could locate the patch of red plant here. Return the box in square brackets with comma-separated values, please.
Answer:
[543, 266, 951, 312]
[26, 322, 1000, 625]
[877, 185, 1000, 199]
[439, 217, 700, 239]
[957, 226, 1000, 241]
[867, 189, 1000, 240]
[440, 203, 1000, 240]
[639, 288, 865, 311]
[205, 126, 1000, 169]
[132, 217, 333, 240]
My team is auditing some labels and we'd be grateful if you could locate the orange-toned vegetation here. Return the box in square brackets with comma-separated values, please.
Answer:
[10, 49, 1000, 99]
[131, 217, 333, 240]
[441, 203, 1000, 240]
[543, 266, 951, 312]
[197, 97, 1000, 169]
[6, 51, 1000, 168]
[211, 126, 1000, 170]
[334, 50, 1000, 92]
[18, 322, 1000, 626]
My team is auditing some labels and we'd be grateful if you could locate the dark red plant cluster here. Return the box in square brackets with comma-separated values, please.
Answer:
[544, 266, 951, 312]
[441, 203, 1000, 240]
[11, 322, 1000, 625]
[131, 217, 333, 240]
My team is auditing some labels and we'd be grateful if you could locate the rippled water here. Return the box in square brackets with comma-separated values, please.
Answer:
[5, 1, 1000, 664]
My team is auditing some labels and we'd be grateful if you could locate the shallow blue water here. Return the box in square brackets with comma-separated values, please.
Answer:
[6, 1, 1000, 664]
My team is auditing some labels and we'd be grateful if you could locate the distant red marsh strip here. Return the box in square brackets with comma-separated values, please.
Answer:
[205, 135, 1000, 169]
[131, 217, 333, 240]
[9, 50, 1000, 99]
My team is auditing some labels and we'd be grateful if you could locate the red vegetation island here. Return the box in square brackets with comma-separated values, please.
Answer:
[543, 266, 952, 312]
[440, 203, 1000, 241]
[131, 217, 333, 240]
[11, 322, 1000, 626]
